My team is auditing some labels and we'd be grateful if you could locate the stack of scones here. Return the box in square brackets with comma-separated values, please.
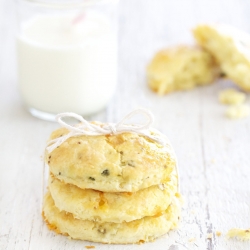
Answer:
[42, 112, 181, 244]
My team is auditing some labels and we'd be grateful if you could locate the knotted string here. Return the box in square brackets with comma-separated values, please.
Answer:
[46, 109, 168, 153]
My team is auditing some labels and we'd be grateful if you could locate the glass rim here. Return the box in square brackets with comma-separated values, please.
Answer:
[17, 0, 118, 8]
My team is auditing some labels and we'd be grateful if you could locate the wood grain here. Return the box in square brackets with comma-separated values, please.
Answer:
[1, 0, 250, 249]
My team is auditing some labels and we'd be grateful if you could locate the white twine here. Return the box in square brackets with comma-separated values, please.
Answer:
[46, 109, 168, 153]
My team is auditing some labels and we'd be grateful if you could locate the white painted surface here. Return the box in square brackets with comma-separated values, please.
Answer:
[1, 0, 250, 249]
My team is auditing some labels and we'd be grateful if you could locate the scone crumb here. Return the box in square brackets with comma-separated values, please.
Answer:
[85, 246, 95, 249]
[219, 88, 246, 105]
[216, 231, 222, 237]
[207, 233, 213, 239]
[190, 210, 196, 214]
[188, 238, 196, 242]
[226, 104, 250, 119]
[227, 228, 250, 241]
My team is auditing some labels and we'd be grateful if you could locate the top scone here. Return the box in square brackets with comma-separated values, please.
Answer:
[193, 24, 250, 92]
[45, 125, 176, 192]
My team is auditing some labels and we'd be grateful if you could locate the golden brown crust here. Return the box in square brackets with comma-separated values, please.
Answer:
[48, 168, 178, 223]
[45, 128, 177, 192]
[42, 192, 181, 244]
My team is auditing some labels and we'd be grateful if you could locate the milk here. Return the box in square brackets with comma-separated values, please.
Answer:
[17, 12, 117, 117]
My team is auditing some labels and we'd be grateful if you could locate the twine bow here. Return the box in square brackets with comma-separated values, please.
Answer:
[46, 109, 167, 153]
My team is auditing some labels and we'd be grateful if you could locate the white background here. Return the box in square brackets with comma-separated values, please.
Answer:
[1, 0, 250, 249]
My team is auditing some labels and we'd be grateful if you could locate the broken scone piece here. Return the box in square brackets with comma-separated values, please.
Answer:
[147, 45, 218, 95]
[193, 24, 250, 92]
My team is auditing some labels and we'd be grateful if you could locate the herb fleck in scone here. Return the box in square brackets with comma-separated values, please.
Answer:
[193, 24, 250, 92]
[45, 127, 177, 192]
[147, 45, 218, 95]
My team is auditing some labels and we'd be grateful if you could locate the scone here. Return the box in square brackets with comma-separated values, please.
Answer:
[45, 128, 177, 192]
[42, 192, 181, 244]
[48, 167, 178, 223]
[147, 45, 218, 95]
[193, 24, 250, 91]
[43, 110, 181, 244]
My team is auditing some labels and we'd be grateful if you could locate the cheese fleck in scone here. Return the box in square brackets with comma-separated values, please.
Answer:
[219, 88, 246, 105]
[193, 24, 250, 91]
[226, 104, 250, 119]
[147, 45, 218, 95]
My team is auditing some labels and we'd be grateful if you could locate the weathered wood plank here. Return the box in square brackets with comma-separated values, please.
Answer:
[1, 0, 250, 249]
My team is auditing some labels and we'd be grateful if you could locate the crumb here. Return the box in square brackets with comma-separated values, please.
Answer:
[207, 233, 213, 239]
[188, 238, 196, 243]
[85, 246, 95, 249]
[226, 104, 250, 119]
[190, 210, 196, 214]
[219, 88, 246, 105]
[227, 228, 250, 241]
[216, 231, 222, 237]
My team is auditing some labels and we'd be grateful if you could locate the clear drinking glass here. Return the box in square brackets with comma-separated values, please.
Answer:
[16, 0, 118, 121]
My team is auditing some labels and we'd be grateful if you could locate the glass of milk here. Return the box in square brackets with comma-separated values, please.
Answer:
[16, 0, 118, 121]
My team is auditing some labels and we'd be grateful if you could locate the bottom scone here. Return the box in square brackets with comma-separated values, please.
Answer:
[42, 192, 181, 244]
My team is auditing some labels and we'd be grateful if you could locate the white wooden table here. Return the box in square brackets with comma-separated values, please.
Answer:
[1, 0, 250, 249]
